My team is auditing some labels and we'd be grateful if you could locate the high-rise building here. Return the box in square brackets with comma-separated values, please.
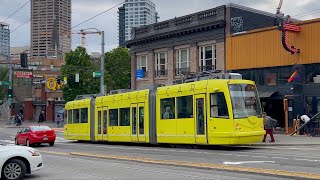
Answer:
[118, 0, 159, 47]
[0, 22, 10, 60]
[30, 0, 71, 59]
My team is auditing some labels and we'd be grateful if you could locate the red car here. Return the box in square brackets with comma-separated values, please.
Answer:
[15, 126, 56, 147]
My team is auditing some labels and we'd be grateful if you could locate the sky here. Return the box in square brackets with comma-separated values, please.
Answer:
[0, 0, 319, 54]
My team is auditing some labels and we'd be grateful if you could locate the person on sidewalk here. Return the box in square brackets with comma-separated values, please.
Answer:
[56, 114, 61, 128]
[262, 112, 277, 143]
[300, 114, 311, 136]
[38, 111, 45, 123]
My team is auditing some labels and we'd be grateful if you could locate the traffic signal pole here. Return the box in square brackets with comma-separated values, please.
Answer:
[8, 55, 13, 119]
[100, 31, 105, 95]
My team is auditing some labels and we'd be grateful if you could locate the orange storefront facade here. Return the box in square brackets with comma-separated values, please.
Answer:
[226, 18, 320, 134]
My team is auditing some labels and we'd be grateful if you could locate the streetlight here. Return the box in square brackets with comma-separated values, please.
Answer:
[78, 28, 105, 95]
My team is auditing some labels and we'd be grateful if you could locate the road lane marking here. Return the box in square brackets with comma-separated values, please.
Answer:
[251, 156, 268, 158]
[40, 150, 69, 155]
[223, 161, 275, 165]
[43, 154, 217, 180]
[65, 151, 320, 179]
[271, 157, 289, 160]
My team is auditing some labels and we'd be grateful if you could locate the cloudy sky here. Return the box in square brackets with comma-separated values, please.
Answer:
[1, 0, 319, 54]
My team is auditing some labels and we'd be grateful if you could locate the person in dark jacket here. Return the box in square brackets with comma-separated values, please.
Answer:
[38, 111, 45, 123]
[262, 112, 277, 143]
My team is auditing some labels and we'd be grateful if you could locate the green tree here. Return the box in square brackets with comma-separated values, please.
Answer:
[105, 47, 131, 91]
[0, 67, 8, 100]
[61, 47, 100, 102]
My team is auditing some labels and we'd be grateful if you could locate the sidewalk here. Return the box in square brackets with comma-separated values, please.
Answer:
[253, 134, 320, 146]
[0, 120, 63, 132]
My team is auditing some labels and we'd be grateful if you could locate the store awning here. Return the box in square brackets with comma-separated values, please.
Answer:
[259, 91, 278, 98]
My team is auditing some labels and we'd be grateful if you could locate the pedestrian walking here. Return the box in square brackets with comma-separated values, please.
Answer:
[300, 114, 311, 136]
[38, 111, 45, 123]
[19, 107, 24, 122]
[56, 114, 61, 128]
[262, 112, 277, 143]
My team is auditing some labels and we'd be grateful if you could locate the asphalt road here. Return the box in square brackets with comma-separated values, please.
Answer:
[1, 127, 319, 179]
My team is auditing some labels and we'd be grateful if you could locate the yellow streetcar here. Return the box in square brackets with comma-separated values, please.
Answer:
[64, 72, 265, 145]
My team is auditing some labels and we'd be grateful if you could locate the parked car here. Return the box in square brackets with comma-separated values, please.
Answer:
[0, 144, 43, 180]
[15, 126, 56, 147]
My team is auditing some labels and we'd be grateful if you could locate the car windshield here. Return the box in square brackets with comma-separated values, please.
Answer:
[229, 84, 262, 119]
[31, 126, 51, 131]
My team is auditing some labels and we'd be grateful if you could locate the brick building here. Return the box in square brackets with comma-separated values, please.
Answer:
[126, 3, 278, 90]
[12, 57, 65, 122]
[226, 18, 320, 134]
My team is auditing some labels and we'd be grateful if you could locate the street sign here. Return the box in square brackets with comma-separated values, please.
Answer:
[75, 73, 79, 82]
[93, 71, 101, 78]
[0, 81, 11, 86]
[136, 69, 144, 79]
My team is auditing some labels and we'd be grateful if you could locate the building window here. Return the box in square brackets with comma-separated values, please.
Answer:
[155, 52, 167, 77]
[175, 48, 190, 75]
[199, 45, 216, 72]
[265, 73, 277, 85]
[161, 98, 175, 119]
[137, 55, 148, 78]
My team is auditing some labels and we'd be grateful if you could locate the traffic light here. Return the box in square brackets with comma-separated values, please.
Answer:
[7, 89, 13, 98]
[56, 77, 61, 84]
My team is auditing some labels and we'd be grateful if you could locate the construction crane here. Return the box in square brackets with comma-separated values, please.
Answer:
[276, 0, 284, 18]
[38, 28, 102, 48]
[75, 29, 102, 48]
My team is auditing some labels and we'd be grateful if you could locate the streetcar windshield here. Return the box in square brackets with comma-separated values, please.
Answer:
[229, 84, 262, 119]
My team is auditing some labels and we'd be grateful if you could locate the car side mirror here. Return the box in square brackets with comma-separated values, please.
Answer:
[17, 131, 21, 134]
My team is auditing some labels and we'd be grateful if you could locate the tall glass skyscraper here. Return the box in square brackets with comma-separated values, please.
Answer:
[118, 0, 159, 47]
[0, 22, 10, 60]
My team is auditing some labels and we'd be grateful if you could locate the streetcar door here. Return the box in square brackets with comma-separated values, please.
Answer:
[97, 108, 103, 140]
[194, 94, 207, 144]
[138, 103, 146, 142]
[102, 107, 108, 140]
[130, 104, 138, 142]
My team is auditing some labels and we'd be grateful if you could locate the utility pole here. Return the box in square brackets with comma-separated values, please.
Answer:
[77, 28, 105, 95]
[101, 31, 105, 95]
[7, 55, 13, 120]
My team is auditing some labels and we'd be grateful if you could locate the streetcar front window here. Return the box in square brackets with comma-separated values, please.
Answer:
[229, 84, 262, 119]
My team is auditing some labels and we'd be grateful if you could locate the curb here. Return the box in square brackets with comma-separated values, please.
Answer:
[250, 143, 320, 147]
[39, 150, 320, 179]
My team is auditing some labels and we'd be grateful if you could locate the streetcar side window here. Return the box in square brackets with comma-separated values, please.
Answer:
[210, 93, 229, 118]
[109, 109, 119, 126]
[81, 108, 88, 123]
[103, 110, 107, 134]
[73, 109, 80, 123]
[67, 110, 72, 124]
[120, 108, 130, 126]
[98, 111, 102, 134]
[177, 95, 193, 118]
[160, 98, 175, 119]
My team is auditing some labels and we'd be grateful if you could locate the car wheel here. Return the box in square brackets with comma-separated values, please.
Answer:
[26, 139, 30, 147]
[1, 159, 27, 180]
[15, 139, 19, 145]
[49, 142, 54, 146]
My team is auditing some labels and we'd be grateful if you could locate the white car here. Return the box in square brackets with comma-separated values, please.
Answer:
[0, 144, 43, 180]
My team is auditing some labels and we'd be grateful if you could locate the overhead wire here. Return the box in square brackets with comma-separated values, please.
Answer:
[0, 0, 30, 24]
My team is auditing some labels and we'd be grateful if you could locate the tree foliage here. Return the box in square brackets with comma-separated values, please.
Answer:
[104, 47, 131, 91]
[0, 67, 8, 100]
[61, 47, 100, 102]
